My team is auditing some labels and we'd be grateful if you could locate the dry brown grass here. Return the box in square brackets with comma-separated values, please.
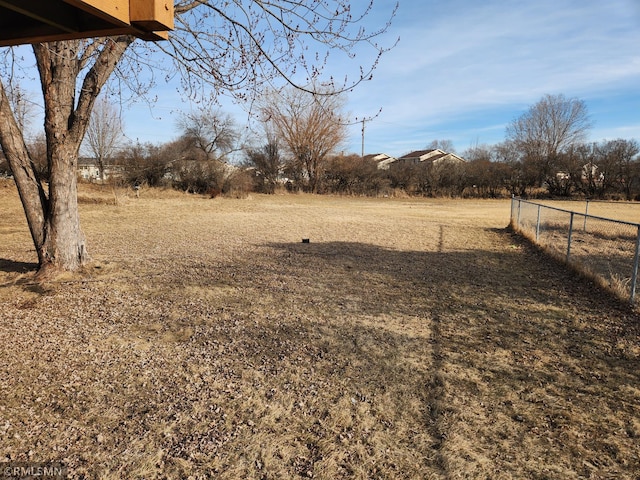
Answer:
[1, 179, 639, 479]
[513, 199, 640, 302]
[536, 199, 640, 224]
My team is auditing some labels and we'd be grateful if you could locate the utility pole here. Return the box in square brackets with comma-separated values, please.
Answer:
[361, 118, 366, 158]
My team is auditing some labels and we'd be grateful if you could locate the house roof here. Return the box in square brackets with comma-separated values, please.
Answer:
[363, 153, 398, 170]
[78, 157, 122, 167]
[398, 149, 443, 160]
[363, 153, 393, 161]
[398, 149, 466, 164]
[440, 152, 466, 163]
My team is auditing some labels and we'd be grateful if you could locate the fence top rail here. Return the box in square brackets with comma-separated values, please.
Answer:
[514, 198, 640, 229]
[585, 199, 640, 206]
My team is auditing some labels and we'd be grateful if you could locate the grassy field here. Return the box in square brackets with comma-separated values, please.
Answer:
[1, 181, 639, 479]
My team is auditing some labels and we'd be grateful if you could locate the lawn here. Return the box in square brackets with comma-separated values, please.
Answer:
[1, 181, 639, 479]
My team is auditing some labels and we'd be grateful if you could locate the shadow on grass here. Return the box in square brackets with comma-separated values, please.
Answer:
[3, 231, 638, 478]
[0, 258, 38, 274]
[251, 235, 640, 477]
[264, 234, 634, 319]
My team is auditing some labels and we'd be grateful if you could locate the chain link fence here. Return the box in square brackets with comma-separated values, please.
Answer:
[510, 197, 640, 304]
[537, 199, 640, 224]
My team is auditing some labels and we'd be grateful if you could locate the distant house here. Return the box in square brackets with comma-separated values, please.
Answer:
[396, 149, 466, 166]
[363, 153, 397, 170]
[582, 162, 604, 184]
[77, 158, 100, 181]
[77, 157, 123, 182]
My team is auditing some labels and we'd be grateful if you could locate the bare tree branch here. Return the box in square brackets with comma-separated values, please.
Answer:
[158, 0, 398, 100]
[261, 85, 347, 192]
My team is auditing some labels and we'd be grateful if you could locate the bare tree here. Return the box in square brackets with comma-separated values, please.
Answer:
[426, 139, 455, 153]
[244, 136, 283, 194]
[27, 133, 49, 182]
[84, 97, 124, 181]
[494, 140, 535, 196]
[261, 86, 348, 193]
[324, 153, 387, 195]
[0, 1, 397, 276]
[0, 83, 36, 176]
[120, 141, 171, 188]
[569, 143, 600, 197]
[6, 84, 34, 132]
[166, 2, 398, 100]
[177, 109, 239, 162]
[506, 94, 592, 188]
[603, 138, 640, 200]
[463, 144, 497, 197]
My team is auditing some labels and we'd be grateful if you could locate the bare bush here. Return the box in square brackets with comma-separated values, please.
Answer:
[323, 154, 389, 195]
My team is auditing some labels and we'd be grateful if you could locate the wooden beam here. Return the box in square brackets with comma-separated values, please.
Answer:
[0, 29, 130, 47]
[136, 29, 170, 41]
[0, 0, 86, 33]
[130, 0, 174, 31]
[0, 0, 173, 46]
[63, 0, 130, 25]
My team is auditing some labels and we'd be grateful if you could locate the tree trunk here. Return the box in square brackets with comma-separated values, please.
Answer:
[0, 80, 48, 265]
[33, 41, 89, 275]
[1, 78, 87, 275]
[0, 38, 133, 277]
[39, 142, 88, 274]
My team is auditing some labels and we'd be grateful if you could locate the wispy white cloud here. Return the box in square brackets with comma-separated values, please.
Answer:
[341, 0, 640, 154]
[112, 0, 640, 156]
[592, 124, 640, 143]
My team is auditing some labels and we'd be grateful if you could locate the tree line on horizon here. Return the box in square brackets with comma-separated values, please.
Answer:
[0, 1, 400, 275]
[1, 2, 636, 277]
[3, 93, 637, 200]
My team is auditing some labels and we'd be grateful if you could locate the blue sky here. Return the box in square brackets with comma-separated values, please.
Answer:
[342, 0, 640, 156]
[124, 0, 640, 158]
[13, 0, 640, 159]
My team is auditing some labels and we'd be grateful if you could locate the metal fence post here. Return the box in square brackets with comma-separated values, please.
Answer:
[567, 212, 574, 262]
[510, 196, 515, 226]
[630, 226, 640, 304]
[513, 199, 640, 305]
[583, 200, 589, 232]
